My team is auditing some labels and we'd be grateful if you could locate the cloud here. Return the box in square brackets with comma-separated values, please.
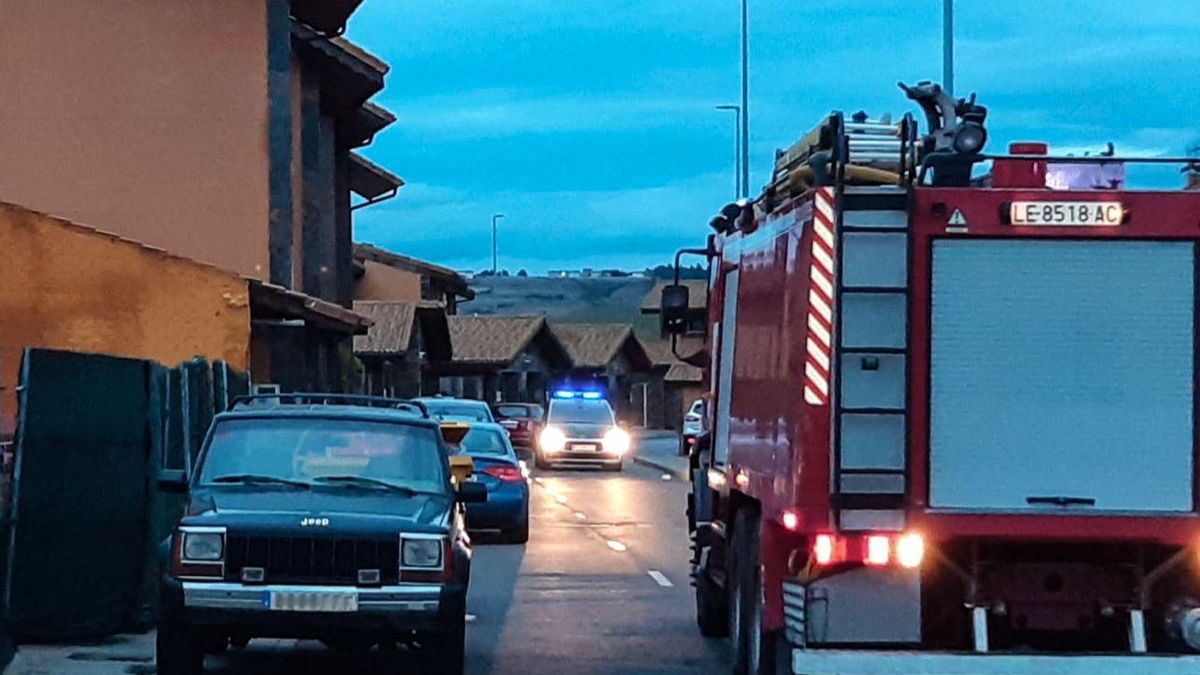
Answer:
[347, 0, 1200, 269]
[353, 172, 729, 272]
[389, 89, 727, 139]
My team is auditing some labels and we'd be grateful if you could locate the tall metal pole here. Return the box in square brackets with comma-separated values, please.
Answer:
[943, 0, 954, 96]
[491, 213, 504, 273]
[717, 105, 741, 199]
[739, 0, 750, 199]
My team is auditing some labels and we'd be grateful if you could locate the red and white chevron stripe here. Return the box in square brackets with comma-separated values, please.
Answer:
[804, 187, 836, 405]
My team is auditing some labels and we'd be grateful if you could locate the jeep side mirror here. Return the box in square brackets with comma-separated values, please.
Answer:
[457, 480, 488, 504]
[448, 454, 475, 486]
[660, 284, 690, 335]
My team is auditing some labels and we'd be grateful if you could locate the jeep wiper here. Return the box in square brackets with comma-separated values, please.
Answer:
[211, 474, 311, 489]
[311, 475, 419, 495]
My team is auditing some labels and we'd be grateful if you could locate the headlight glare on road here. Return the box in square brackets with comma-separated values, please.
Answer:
[182, 532, 224, 561]
[540, 426, 566, 453]
[603, 427, 631, 456]
[401, 538, 443, 568]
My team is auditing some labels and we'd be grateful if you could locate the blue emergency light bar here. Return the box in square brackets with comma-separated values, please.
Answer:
[553, 390, 603, 400]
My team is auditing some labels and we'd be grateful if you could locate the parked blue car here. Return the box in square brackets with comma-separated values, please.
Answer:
[460, 423, 530, 543]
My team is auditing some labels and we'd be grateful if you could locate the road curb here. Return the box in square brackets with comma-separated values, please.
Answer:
[632, 454, 689, 481]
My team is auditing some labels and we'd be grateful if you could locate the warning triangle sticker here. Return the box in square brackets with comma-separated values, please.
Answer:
[948, 209, 968, 226]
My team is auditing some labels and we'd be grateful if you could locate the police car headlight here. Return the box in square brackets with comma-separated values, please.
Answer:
[182, 532, 224, 561]
[401, 538, 443, 568]
[603, 427, 631, 456]
[540, 426, 566, 453]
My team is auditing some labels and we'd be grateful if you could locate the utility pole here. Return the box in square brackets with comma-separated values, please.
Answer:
[716, 105, 741, 199]
[491, 213, 504, 273]
[943, 0, 954, 96]
[739, 0, 750, 199]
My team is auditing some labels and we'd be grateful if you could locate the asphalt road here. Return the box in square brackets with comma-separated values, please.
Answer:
[10, 434, 729, 675]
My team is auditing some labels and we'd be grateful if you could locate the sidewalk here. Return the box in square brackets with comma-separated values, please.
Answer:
[8, 633, 156, 675]
[632, 429, 688, 480]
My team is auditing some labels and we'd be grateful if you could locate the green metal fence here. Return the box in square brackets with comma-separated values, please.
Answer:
[1, 348, 249, 640]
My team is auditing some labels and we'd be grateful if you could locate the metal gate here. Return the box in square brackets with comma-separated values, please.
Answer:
[2, 349, 252, 639]
[4, 348, 152, 639]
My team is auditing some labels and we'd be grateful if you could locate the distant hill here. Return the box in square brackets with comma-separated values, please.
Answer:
[459, 276, 660, 335]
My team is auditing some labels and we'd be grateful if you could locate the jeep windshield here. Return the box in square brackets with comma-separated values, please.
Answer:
[197, 418, 447, 495]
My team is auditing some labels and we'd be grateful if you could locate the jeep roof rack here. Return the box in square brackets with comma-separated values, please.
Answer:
[229, 393, 429, 418]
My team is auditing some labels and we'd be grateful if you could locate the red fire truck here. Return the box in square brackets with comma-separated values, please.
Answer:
[660, 82, 1200, 674]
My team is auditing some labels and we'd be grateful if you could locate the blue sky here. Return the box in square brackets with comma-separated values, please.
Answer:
[347, 1, 1199, 274]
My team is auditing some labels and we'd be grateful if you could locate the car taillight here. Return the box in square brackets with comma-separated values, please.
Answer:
[483, 465, 524, 482]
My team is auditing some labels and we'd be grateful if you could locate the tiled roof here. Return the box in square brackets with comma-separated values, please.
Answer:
[447, 315, 547, 365]
[552, 324, 652, 370]
[353, 301, 451, 359]
[640, 279, 708, 313]
[353, 301, 418, 354]
[643, 338, 705, 383]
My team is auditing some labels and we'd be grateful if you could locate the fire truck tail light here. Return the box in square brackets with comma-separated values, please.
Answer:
[813, 534, 837, 565]
[897, 533, 925, 569]
[864, 535, 891, 566]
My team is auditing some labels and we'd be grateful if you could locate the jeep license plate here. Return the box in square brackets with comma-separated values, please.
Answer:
[264, 590, 358, 612]
[572, 443, 598, 451]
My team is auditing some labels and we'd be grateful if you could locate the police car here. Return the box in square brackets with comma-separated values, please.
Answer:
[534, 390, 630, 471]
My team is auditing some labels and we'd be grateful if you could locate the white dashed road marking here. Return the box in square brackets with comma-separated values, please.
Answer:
[575, 512, 587, 520]
[555, 494, 568, 504]
[647, 570, 673, 588]
[606, 540, 627, 552]
[661, 473, 672, 481]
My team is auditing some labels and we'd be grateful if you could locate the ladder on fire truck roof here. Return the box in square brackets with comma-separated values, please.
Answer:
[774, 107, 917, 532]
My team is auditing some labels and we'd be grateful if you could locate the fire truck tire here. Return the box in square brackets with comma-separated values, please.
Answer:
[732, 508, 781, 675]
[695, 567, 730, 637]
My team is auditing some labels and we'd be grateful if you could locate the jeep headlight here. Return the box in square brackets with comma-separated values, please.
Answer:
[401, 538, 443, 568]
[182, 532, 224, 561]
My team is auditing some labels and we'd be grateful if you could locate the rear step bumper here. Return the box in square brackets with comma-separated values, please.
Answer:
[792, 650, 1200, 675]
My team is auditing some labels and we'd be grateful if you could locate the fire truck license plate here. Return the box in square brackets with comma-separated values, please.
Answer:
[1009, 201, 1124, 226]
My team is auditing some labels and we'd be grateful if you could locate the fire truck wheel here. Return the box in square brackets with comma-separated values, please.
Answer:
[733, 508, 780, 675]
[695, 566, 730, 637]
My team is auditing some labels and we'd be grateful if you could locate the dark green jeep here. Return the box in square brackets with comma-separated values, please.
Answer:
[156, 394, 484, 675]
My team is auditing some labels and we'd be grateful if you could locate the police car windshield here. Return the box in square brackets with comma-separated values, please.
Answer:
[198, 418, 447, 494]
[548, 399, 614, 425]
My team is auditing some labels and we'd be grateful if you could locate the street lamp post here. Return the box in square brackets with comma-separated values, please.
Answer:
[491, 213, 505, 274]
[943, 0, 954, 96]
[739, 0, 750, 199]
[716, 105, 741, 199]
